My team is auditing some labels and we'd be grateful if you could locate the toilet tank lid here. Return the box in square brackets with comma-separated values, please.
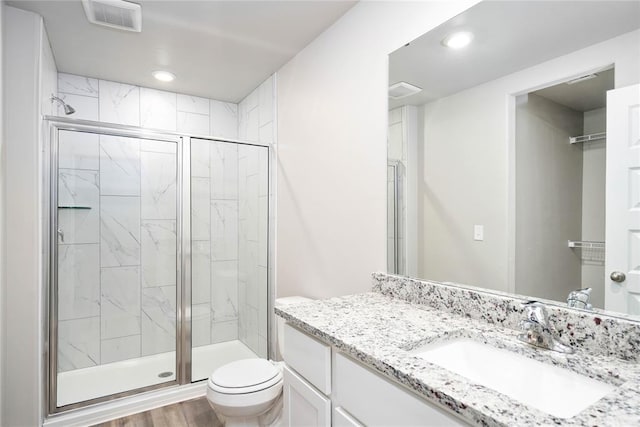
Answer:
[275, 296, 313, 307]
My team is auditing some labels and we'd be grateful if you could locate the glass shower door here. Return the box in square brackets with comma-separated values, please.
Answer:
[53, 129, 179, 408]
[387, 161, 405, 275]
[190, 138, 270, 381]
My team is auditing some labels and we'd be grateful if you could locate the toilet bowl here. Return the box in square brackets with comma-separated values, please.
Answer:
[206, 296, 312, 426]
[207, 358, 283, 427]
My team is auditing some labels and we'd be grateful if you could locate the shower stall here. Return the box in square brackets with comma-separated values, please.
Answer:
[45, 118, 271, 412]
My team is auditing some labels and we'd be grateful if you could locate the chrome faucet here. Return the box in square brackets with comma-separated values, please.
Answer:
[567, 287, 593, 310]
[518, 301, 574, 354]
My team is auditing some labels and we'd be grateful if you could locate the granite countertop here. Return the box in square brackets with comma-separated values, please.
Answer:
[275, 292, 640, 426]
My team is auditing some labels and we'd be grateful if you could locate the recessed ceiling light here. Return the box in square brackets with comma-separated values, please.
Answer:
[441, 32, 474, 49]
[152, 70, 176, 82]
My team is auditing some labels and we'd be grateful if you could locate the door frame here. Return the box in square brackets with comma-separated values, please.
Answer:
[506, 64, 614, 295]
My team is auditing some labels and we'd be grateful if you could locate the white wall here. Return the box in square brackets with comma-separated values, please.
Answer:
[3, 6, 57, 425]
[418, 29, 640, 293]
[419, 92, 508, 289]
[275, 0, 480, 299]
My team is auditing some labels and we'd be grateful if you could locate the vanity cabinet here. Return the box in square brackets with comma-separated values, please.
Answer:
[333, 352, 468, 426]
[333, 406, 364, 427]
[282, 324, 332, 426]
[282, 323, 470, 427]
[283, 365, 331, 427]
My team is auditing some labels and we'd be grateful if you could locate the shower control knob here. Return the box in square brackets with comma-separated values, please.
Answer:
[610, 271, 626, 283]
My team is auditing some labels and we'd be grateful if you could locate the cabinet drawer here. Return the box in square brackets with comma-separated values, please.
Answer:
[333, 352, 469, 426]
[283, 323, 331, 394]
[283, 365, 331, 427]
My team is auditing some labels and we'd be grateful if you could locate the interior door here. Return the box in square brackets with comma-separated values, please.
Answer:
[605, 84, 640, 315]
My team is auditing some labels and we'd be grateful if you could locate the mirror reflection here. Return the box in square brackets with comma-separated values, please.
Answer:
[387, 0, 640, 316]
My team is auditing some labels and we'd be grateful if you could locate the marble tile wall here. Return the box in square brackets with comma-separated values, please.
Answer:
[237, 77, 274, 357]
[237, 146, 269, 357]
[57, 128, 178, 372]
[190, 76, 273, 354]
[190, 139, 240, 348]
[57, 72, 274, 363]
[57, 72, 238, 139]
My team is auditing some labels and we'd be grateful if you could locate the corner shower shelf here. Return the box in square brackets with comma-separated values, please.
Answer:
[567, 240, 605, 250]
[569, 132, 606, 144]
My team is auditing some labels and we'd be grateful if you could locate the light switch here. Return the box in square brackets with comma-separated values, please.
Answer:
[474, 225, 484, 241]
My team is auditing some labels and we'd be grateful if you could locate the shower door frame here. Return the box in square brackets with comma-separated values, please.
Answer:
[43, 117, 274, 416]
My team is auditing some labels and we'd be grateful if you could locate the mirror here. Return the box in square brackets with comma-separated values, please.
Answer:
[387, 0, 640, 317]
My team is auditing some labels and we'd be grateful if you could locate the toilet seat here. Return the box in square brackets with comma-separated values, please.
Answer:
[209, 359, 283, 395]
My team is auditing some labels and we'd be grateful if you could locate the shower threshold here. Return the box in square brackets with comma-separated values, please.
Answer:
[57, 340, 256, 407]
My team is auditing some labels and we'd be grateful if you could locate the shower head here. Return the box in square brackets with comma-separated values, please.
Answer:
[50, 95, 76, 115]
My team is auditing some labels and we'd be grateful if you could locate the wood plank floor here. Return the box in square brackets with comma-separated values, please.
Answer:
[92, 397, 222, 427]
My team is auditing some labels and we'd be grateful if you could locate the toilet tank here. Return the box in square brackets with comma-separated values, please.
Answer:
[274, 296, 313, 360]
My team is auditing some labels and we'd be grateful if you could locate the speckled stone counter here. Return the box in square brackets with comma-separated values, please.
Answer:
[275, 290, 640, 426]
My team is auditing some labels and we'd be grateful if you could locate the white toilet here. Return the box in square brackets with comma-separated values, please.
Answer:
[206, 296, 311, 427]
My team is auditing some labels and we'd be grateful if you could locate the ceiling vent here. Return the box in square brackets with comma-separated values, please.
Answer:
[389, 82, 422, 99]
[82, 0, 142, 32]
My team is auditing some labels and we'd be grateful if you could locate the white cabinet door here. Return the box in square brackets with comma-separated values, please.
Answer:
[606, 84, 640, 315]
[283, 365, 330, 427]
[333, 407, 364, 427]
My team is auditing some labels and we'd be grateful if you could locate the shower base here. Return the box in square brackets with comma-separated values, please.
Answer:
[57, 340, 256, 407]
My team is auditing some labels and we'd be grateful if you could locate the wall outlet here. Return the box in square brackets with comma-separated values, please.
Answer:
[474, 225, 484, 241]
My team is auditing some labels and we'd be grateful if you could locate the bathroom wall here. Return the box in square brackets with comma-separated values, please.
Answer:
[57, 73, 238, 137]
[275, 0, 480, 299]
[237, 77, 273, 357]
[581, 108, 606, 307]
[190, 138, 241, 350]
[515, 93, 584, 302]
[56, 130, 179, 371]
[190, 76, 273, 357]
[188, 134, 269, 358]
[418, 29, 640, 293]
[3, 6, 58, 425]
[55, 73, 238, 369]
[57, 73, 275, 361]
[188, 75, 273, 359]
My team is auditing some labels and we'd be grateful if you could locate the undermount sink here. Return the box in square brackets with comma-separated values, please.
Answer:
[410, 337, 616, 419]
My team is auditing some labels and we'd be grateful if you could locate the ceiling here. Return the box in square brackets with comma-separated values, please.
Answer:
[533, 68, 614, 112]
[389, 1, 640, 109]
[8, 0, 357, 102]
